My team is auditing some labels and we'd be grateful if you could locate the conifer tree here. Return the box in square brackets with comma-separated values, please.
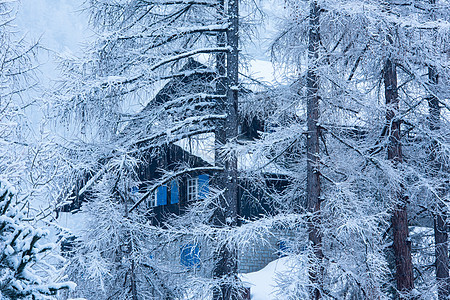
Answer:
[53, 0, 243, 298]
[0, 181, 74, 299]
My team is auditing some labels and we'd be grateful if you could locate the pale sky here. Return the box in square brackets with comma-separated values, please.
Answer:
[17, 0, 91, 82]
[16, 0, 281, 84]
[13, 0, 284, 138]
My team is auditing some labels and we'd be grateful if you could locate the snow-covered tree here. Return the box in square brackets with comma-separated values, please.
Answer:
[0, 0, 38, 185]
[0, 180, 74, 299]
[52, 0, 245, 298]
[241, 0, 450, 298]
[0, 1, 77, 299]
[48, 0, 449, 298]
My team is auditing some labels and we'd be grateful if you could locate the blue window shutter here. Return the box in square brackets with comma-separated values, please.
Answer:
[131, 186, 139, 195]
[156, 186, 167, 206]
[198, 174, 209, 199]
[180, 244, 200, 268]
[171, 180, 179, 204]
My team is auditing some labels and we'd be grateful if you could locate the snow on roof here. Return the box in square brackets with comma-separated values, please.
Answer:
[175, 134, 290, 175]
[174, 133, 215, 165]
[238, 152, 290, 175]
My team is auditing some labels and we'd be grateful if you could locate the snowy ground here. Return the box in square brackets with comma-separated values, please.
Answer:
[240, 257, 294, 300]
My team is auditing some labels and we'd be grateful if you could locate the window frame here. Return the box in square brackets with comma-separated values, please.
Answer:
[187, 177, 198, 202]
[152, 188, 158, 207]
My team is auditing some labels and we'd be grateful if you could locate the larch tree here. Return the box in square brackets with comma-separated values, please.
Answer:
[383, 51, 415, 296]
[256, 0, 395, 297]
[258, 0, 449, 298]
[305, 1, 323, 299]
[47, 0, 449, 298]
[426, 1, 449, 299]
[212, 0, 240, 297]
[429, 64, 448, 300]
[51, 0, 245, 298]
[376, 0, 449, 296]
[429, 63, 448, 300]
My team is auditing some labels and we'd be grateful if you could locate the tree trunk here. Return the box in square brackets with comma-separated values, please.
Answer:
[131, 260, 138, 300]
[305, 1, 323, 299]
[435, 210, 449, 300]
[212, 0, 239, 297]
[428, 65, 449, 300]
[384, 58, 414, 297]
[122, 184, 139, 300]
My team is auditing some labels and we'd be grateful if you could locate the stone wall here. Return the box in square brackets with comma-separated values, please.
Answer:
[156, 229, 294, 275]
[238, 229, 294, 273]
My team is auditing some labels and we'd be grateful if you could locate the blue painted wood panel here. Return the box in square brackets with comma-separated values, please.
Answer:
[156, 185, 167, 206]
[198, 174, 209, 199]
[171, 180, 179, 204]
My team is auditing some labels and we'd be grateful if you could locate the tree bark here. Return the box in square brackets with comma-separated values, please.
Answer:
[428, 65, 449, 300]
[305, 1, 323, 299]
[212, 0, 239, 297]
[384, 58, 414, 297]
[435, 209, 449, 300]
[122, 184, 139, 300]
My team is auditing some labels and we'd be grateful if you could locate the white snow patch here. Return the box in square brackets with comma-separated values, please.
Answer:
[175, 133, 215, 164]
[57, 211, 87, 236]
[240, 257, 293, 300]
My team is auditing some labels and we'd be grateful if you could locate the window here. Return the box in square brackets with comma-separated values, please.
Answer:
[152, 190, 157, 207]
[187, 177, 198, 202]
[180, 244, 200, 268]
[187, 175, 209, 202]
